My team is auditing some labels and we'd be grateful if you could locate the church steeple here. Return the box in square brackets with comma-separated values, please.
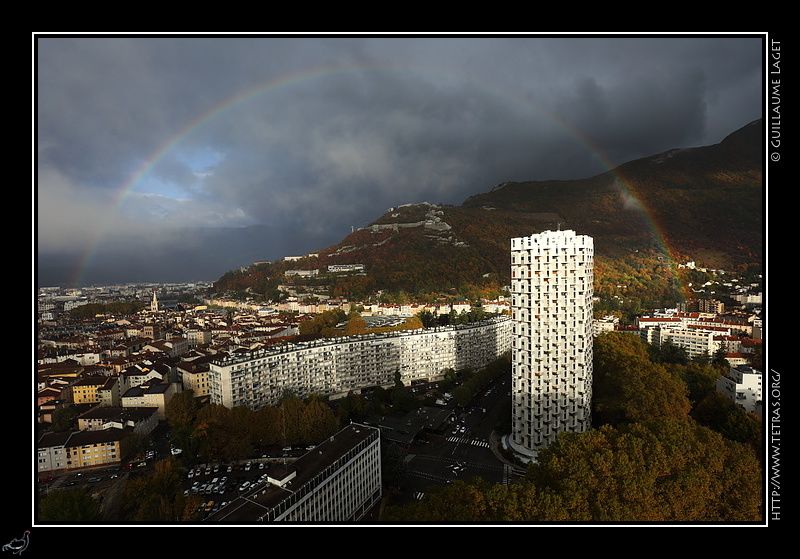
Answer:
[151, 291, 159, 312]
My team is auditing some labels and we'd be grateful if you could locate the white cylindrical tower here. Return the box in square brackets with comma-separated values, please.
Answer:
[508, 229, 594, 459]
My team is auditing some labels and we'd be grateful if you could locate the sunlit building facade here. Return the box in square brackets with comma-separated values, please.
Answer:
[207, 423, 381, 522]
[509, 230, 594, 459]
[208, 317, 511, 410]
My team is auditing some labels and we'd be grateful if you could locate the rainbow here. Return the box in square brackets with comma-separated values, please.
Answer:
[72, 63, 361, 287]
[544, 117, 687, 301]
[70, 62, 685, 296]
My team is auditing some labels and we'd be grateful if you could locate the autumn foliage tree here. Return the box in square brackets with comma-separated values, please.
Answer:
[180, 396, 341, 464]
[385, 418, 761, 523]
[592, 331, 692, 426]
[526, 419, 762, 522]
[384, 329, 762, 523]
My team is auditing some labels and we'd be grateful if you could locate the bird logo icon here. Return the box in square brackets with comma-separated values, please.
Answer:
[2, 531, 29, 555]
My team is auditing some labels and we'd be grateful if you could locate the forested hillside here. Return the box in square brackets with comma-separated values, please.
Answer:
[213, 120, 763, 311]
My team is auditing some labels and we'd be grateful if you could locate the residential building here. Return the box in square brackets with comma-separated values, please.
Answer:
[142, 336, 189, 358]
[207, 423, 381, 522]
[97, 376, 121, 407]
[186, 328, 213, 347]
[328, 264, 365, 272]
[508, 230, 594, 459]
[71, 375, 116, 406]
[593, 314, 619, 335]
[716, 365, 763, 416]
[208, 317, 511, 410]
[121, 382, 179, 420]
[177, 359, 213, 398]
[77, 406, 159, 436]
[679, 298, 725, 314]
[648, 325, 726, 359]
[209, 317, 511, 409]
[37, 428, 124, 473]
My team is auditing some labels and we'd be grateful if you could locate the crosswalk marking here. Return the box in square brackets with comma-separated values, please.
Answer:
[446, 436, 489, 448]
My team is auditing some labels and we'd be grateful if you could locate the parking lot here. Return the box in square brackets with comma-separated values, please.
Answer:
[184, 459, 297, 518]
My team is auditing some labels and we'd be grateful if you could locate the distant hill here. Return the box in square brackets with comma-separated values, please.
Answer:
[214, 120, 763, 307]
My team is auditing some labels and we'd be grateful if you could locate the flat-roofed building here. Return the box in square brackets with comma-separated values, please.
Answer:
[207, 423, 381, 522]
[716, 365, 763, 416]
[209, 317, 511, 410]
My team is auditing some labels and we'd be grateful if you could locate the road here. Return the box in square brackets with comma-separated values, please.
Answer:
[399, 371, 522, 503]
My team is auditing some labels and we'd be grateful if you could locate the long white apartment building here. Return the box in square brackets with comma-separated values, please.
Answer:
[509, 230, 594, 459]
[208, 316, 511, 410]
[641, 323, 730, 359]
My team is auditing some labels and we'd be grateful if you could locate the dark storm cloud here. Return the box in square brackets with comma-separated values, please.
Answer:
[35, 34, 764, 285]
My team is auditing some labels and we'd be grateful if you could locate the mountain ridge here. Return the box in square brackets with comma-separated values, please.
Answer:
[214, 119, 763, 307]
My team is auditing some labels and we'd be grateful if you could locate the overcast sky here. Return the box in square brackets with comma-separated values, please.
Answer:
[35, 34, 764, 285]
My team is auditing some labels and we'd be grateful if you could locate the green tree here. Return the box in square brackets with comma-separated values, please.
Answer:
[384, 478, 493, 522]
[192, 403, 237, 462]
[38, 487, 102, 522]
[649, 338, 690, 365]
[692, 392, 763, 455]
[343, 316, 367, 336]
[416, 309, 438, 328]
[390, 371, 418, 413]
[672, 361, 725, 406]
[252, 405, 283, 447]
[50, 406, 78, 432]
[165, 391, 200, 452]
[529, 418, 762, 522]
[338, 391, 371, 423]
[280, 397, 306, 446]
[121, 458, 200, 522]
[301, 399, 340, 444]
[381, 441, 410, 491]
